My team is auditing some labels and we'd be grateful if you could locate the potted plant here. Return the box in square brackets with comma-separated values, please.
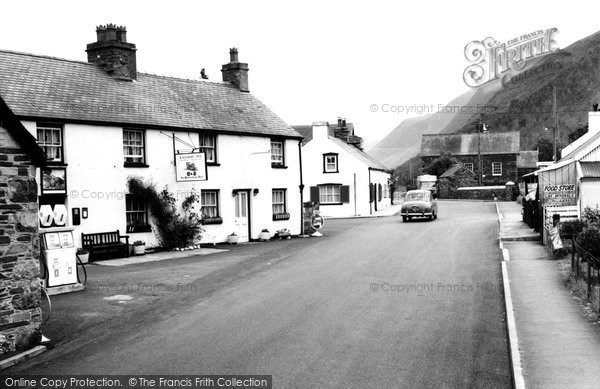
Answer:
[276, 228, 291, 240]
[132, 240, 146, 255]
[258, 229, 271, 241]
[76, 248, 90, 264]
[227, 232, 240, 244]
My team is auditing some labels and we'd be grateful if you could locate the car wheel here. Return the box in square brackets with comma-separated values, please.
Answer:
[434, 211, 438, 220]
[402, 216, 408, 222]
[428, 214, 433, 221]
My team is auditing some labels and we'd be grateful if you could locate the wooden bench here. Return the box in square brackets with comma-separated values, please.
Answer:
[81, 230, 130, 261]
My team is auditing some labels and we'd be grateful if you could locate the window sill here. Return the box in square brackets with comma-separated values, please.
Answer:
[273, 212, 290, 221]
[206, 162, 221, 167]
[202, 217, 223, 225]
[323, 170, 339, 174]
[320, 202, 343, 206]
[45, 162, 68, 167]
[124, 163, 150, 168]
[271, 164, 288, 169]
[127, 225, 152, 233]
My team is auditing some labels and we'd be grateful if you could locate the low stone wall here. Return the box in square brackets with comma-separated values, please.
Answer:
[0, 126, 42, 355]
[454, 186, 512, 201]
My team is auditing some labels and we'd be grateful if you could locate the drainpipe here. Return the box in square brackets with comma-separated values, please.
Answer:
[353, 173, 358, 216]
[298, 141, 304, 236]
[368, 168, 373, 215]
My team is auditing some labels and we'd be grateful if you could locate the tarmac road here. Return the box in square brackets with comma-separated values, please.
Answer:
[11, 201, 511, 388]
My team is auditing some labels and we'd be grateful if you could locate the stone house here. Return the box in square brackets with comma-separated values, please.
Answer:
[421, 131, 526, 186]
[0, 96, 46, 355]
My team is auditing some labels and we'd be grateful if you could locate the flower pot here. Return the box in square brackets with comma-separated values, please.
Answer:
[258, 232, 270, 241]
[227, 235, 240, 244]
[133, 245, 146, 255]
[77, 253, 90, 264]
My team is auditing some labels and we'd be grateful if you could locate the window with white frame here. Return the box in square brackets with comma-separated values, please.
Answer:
[200, 190, 220, 218]
[319, 185, 341, 204]
[272, 189, 286, 215]
[463, 163, 474, 172]
[271, 140, 284, 167]
[37, 126, 63, 163]
[492, 162, 502, 176]
[199, 134, 217, 163]
[123, 129, 145, 164]
[126, 195, 148, 227]
[324, 154, 338, 173]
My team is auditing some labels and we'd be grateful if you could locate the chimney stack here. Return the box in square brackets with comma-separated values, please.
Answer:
[221, 48, 249, 92]
[86, 24, 137, 81]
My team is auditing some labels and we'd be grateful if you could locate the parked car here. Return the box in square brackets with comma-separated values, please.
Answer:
[400, 189, 438, 222]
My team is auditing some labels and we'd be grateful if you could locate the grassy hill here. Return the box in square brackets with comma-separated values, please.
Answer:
[370, 29, 600, 169]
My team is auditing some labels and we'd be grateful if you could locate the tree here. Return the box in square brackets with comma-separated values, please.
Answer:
[535, 137, 562, 162]
[424, 153, 458, 177]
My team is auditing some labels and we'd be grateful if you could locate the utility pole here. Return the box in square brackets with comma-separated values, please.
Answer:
[552, 86, 559, 162]
[477, 120, 482, 186]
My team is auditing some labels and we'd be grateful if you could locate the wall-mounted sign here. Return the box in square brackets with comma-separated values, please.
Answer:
[175, 152, 207, 182]
[543, 184, 576, 206]
[41, 167, 67, 195]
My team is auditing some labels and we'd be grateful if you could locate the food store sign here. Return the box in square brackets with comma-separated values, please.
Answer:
[543, 184, 576, 206]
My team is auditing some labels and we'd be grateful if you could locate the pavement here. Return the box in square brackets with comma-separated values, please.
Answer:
[7, 202, 511, 387]
[497, 201, 600, 388]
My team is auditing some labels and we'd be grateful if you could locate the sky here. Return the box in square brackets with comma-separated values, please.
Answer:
[1, 0, 599, 149]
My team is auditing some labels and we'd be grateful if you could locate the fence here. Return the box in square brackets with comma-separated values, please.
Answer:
[571, 239, 600, 300]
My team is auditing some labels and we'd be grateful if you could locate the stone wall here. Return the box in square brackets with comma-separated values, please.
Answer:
[0, 125, 41, 355]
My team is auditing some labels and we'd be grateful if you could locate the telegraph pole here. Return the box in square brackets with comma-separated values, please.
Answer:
[477, 120, 482, 186]
[552, 86, 559, 162]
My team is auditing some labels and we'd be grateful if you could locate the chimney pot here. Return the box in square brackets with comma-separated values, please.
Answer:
[229, 48, 239, 63]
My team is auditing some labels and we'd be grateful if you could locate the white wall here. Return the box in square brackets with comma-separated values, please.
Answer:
[302, 124, 391, 218]
[24, 121, 302, 247]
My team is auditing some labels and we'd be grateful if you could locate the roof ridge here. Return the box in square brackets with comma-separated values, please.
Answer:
[0, 48, 95, 66]
[137, 71, 232, 86]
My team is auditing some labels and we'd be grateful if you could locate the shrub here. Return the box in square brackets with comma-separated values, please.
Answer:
[127, 176, 203, 249]
[575, 207, 600, 258]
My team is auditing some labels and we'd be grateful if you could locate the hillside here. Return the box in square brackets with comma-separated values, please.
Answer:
[370, 29, 600, 169]
[369, 81, 501, 168]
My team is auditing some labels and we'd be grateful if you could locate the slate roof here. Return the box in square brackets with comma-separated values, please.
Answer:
[292, 125, 313, 145]
[0, 50, 301, 139]
[421, 131, 520, 157]
[517, 151, 539, 168]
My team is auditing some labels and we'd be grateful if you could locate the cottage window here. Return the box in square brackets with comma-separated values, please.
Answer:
[271, 140, 285, 167]
[320, 185, 341, 204]
[201, 190, 220, 218]
[272, 189, 286, 215]
[37, 126, 63, 163]
[123, 129, 146, 165]
[463, 163, 474, 172]
[492, 162, 502, 176]
[199, 134, 217, 163]
[323, 153, 338, 173]
[126, 195, 148, 229]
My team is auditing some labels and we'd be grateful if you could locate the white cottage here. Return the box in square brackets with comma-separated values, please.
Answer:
[294, 120, 391, 218]
[0, 24, 303, 250]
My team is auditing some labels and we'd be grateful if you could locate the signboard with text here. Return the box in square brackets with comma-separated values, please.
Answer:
[543, 184, 576, 207]
[175, 152, 207, 182]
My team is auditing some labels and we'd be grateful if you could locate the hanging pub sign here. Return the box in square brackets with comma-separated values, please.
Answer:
[41, 167, 67, 195]
[543, 184, 576, 207]
[175, 151, 208, 182]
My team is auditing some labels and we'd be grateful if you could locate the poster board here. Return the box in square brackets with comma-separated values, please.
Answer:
[175, 152, 207, 182]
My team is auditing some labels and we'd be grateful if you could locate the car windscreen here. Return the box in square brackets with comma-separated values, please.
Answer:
[405, 192, 428, 201]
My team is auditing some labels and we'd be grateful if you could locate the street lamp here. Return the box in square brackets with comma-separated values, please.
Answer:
[544, 127, 558, 162]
